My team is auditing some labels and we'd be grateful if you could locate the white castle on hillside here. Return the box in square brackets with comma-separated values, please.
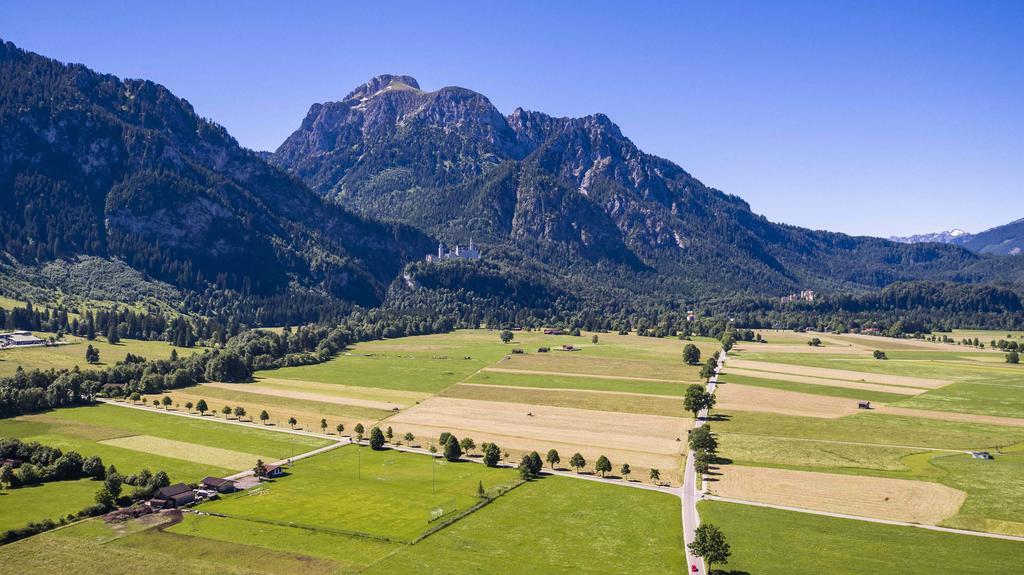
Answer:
[426, 240, 481, 262]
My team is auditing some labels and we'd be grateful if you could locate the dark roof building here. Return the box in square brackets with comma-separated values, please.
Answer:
[201, 476, 237, 493]
[151, 483, 195, 508]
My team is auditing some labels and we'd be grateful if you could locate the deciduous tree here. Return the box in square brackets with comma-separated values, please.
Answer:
[689, 523, 731, 573]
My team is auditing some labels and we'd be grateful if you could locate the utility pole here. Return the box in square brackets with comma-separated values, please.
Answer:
[357, 446, 361, 480]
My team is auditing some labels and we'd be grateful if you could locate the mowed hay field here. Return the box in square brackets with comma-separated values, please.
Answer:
[0, 334, 203, 377]
[388, 396, 687, 483]
[710, 465, 966, 524]
[0, 404, 331, 481]
[700, 500, 1024, 575]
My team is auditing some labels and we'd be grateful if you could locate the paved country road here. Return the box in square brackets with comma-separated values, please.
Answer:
[682, 349, 726, 575]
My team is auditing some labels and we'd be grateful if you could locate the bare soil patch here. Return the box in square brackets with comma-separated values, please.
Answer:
[712, 465, 966, 524]
[714, 384, 864, 419]
[722, 367, 923, 395]
[727, 358, 949, 389]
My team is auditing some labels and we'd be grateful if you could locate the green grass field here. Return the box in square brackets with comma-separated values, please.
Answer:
[0, 334, 202, 377]
[466, 369, 691, 396]
[713, 410, 1024, 450]
[363, 475, 684, 574]
[0, 404, 331, 480]
[0, 478, 101, 531]
[0, 474, 685, 574]
[168, 514, 397, 570]
[699, 500, 1024, 575]
[0, 516, 341, 575]
[201, 445, 518, 542]
[260, 329, 713, 394]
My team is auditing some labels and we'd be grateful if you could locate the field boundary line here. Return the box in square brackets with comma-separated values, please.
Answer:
[702, 495, 1024, 542]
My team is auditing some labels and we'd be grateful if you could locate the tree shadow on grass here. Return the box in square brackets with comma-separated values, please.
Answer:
[705, 413, 732, 422]
[711, 570, 751, 575]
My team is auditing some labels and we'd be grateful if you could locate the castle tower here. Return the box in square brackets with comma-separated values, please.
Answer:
[438, 242, 444, 258]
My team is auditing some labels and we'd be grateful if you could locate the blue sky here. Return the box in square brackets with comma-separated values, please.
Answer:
[2, 0, 1021, 237]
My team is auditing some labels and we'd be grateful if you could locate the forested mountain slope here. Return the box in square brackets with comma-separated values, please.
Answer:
[0, 42, 432, 314]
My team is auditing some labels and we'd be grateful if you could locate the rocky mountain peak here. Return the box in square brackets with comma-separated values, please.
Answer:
[343, 74, 421, 101]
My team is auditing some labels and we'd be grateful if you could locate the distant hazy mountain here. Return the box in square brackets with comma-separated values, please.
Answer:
[272, 74, 1024, 298]
[890, 219, 1024, 256]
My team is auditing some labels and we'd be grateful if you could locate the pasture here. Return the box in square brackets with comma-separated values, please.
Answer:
[699, 500, 1024, 575]
[200, 445, 518, 542]
[0, 334, 201, 377]
[0, 478, 100, 531]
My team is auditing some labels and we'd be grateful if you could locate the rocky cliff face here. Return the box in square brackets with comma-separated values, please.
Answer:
[272, 74, 1024, 296]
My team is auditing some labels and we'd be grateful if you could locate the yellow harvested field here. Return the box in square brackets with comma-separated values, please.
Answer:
[877, 406, 1024, 428]
[714, 383, 864, 418]
[256, 378, 430, 405]
[711, 465, 966, 524]
[387, 396, 687, 483]
[726, 358, 949, 389]
[204, 382, 404, 411]
[722, 367, 923, 395]
[99, 435, 269, 471]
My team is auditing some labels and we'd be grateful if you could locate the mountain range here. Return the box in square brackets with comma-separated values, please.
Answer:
[891, 219, 1024, 256]
[2, 41, 1023, 322]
